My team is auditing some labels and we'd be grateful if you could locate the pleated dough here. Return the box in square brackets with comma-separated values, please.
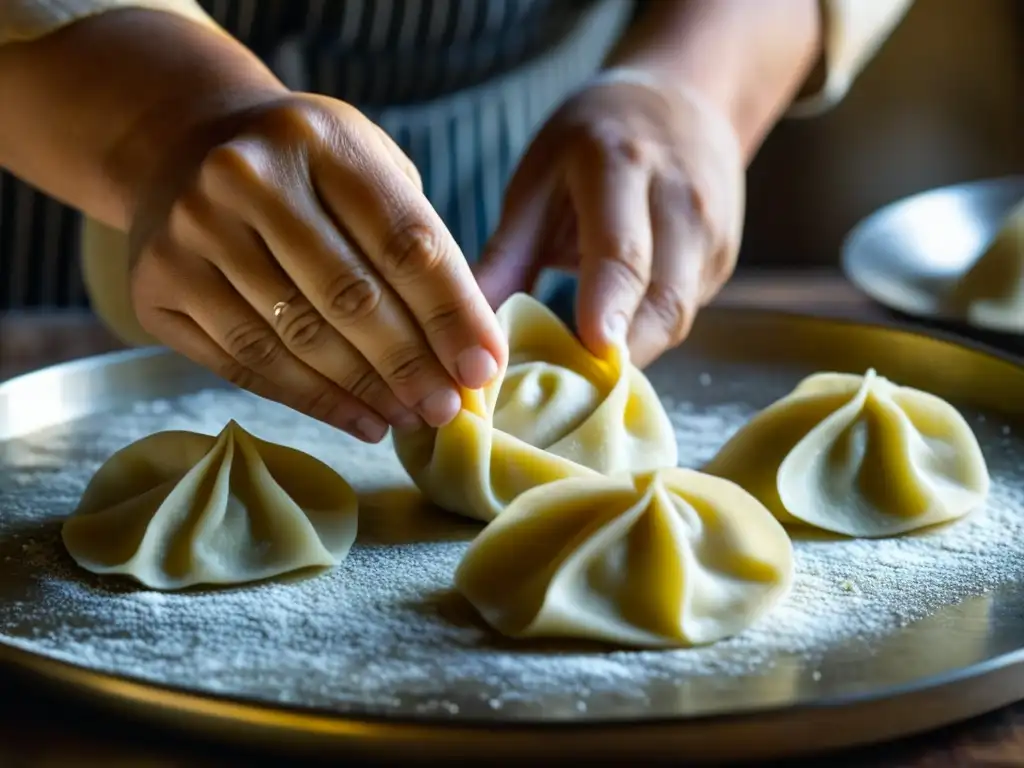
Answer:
[946, 197, 1024, 332]
[393, 293, 678, 522]
[454, 468, 793, 648]
[62, 421, 358, 590]
[703, 370, 990, 538]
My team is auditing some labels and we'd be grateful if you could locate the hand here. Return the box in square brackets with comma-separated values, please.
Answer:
[128, 93, 507, 442]
[476, 72, 744, 368]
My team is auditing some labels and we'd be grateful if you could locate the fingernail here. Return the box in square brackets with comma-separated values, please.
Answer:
[392, 409, 424, 432]
[418, 388, 462, 428]
[456, 346, 499, 388]
[604, 313, 628, 344]
[355, 416, 388, 443]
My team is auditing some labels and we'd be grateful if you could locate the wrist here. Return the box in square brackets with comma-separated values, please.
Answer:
[607, 0, 822, 162]
[0, 8, 288, 230]
[101, 15, 289, 228]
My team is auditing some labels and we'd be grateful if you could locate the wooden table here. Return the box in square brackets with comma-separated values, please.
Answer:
[2, 270, 1024, 767]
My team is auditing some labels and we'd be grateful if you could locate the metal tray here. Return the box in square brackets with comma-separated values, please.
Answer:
[841, 176, 1024, 336]
[2, 308, 1024, 764]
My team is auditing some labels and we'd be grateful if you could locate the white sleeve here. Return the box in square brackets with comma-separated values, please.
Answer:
[0, 0, 216, 46]
[789, 0, 914, 117]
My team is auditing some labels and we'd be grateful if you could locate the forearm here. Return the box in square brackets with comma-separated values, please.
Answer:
[607, 0, 822, 162]
[0, 8, 287, 230]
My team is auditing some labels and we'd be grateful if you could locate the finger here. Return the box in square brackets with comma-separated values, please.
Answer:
[312, 137, 507, 391]
[567, 148, 653, 357]
[169, 200, 424, 432]
[546, 204, 581, 270]
[627, 179, 709, 369]
[174, 262, 389, 444]
[199, 140, 461, 428]
[370, 124, 423, 192]
[166, 261, 390, 442]
[475, 179, 561, 307]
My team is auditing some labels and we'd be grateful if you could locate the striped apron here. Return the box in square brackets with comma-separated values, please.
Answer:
[0, 0, 636, 311]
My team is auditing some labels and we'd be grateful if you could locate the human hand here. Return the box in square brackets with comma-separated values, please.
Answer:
[128, 93, 507, 443]
[476, 71, 744, 368]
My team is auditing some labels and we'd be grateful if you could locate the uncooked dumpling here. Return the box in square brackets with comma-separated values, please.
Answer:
[455, 468, 793, 648]
[393, 293, 678, 522]
[63, 421, 358, 590]
[947, 197, 1024, 332]
[703, 370, 990, 538]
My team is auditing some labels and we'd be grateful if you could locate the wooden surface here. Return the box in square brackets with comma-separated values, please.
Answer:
[2, 270, 1024, 767]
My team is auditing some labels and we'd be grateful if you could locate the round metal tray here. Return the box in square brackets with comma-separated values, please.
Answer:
[842, 176, 1024, 335]
[1, 308, 1024, 764]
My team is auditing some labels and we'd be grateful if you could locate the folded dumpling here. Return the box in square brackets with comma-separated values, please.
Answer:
[393, 293, 678, 522]
[703, 370, 990, 538]
[62, 421, 358, 590]
[946, 197, 1024, 332]
[454, 468, 793, 648]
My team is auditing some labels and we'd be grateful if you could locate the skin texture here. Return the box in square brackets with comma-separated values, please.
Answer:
[0, 0, 821, 441]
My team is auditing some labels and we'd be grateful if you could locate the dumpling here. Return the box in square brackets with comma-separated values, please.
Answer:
[946, 197, 1024, 332]
[62, 420, 358, 590]
[703, 370, 990, 538]
[393, 293, 678, 522]
[454, 468, 793, 648]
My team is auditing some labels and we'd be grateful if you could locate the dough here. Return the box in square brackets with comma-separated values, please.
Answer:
[703, 370, 990, 538]
[946, 197, 1024, 332]
[393, 293, 678, 522]
[454, 468, 793, 648]
[62, 421, 358, 590]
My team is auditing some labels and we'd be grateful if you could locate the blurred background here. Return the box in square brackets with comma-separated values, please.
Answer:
[742, 0, 1024, 269]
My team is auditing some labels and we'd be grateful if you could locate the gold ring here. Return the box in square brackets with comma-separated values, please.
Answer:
[272, 301, 289, 319]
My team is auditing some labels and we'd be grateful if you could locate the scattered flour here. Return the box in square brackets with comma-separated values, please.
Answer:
[1, 365, 1023, 722]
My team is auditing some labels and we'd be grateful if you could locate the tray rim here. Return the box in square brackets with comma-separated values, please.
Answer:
[3, 305, 1024, 762]
[4, 637, 1024, 763]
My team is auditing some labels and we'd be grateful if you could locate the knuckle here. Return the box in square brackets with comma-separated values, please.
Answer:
[340, 366, 388, 404]
[404, 159, 424, 191]
[602, 246, 648, 296]
[686, 184, 709, 222]
[381, 218, 448, 280]
[709, 244, 737, 283]
[225, 321, 283, 369]
[217, 360, 259, 392]
[580, 122, 651, 166]
[323, 271, 383, 324]
[278, 305, 329, 354]
[646, 283, 693, 345]
[700, 248, 737, 306]
[611, 135, 652, 166]
[261, 101, 321, 141]
[202, 142, 261, 186]
[165, 192, 208, 246]
[200, 141, 289, 209]
[299, 385, 346, 423]
[421, 300, 464, 339]
[381, 344, 432, 387]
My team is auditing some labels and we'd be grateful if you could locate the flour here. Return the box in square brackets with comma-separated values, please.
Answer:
[1, 365, 1023, 722]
